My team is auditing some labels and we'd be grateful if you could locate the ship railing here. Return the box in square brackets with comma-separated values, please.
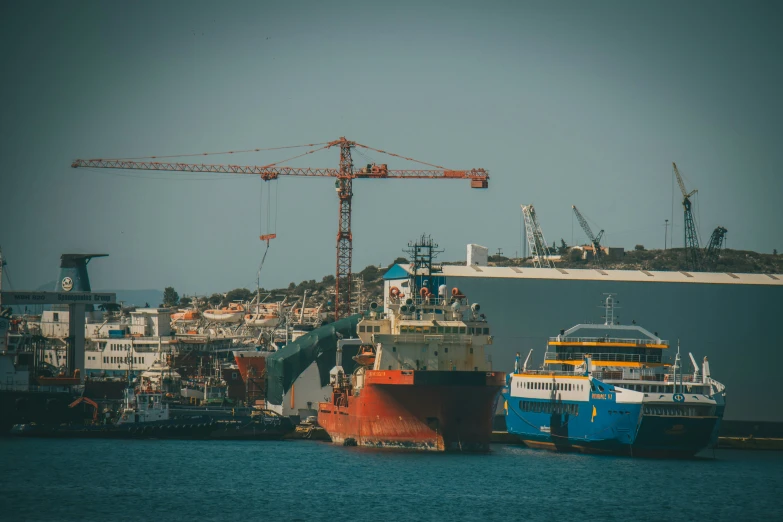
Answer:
[593, 372, 703, 384]
[390, 333, 474, 345]
[549, 336, 668, 346]
[518, 369, 580, 377]
[544, 352, 663, 364]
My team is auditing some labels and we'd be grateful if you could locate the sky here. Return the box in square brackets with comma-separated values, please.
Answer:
[1, 0, 781, 295]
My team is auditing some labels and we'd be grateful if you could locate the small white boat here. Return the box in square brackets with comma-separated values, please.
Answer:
[203, 303, 245, 323]
[244, 312, 281, 327]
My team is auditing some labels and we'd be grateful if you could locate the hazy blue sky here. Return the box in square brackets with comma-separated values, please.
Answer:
[1, 0, 781, 294]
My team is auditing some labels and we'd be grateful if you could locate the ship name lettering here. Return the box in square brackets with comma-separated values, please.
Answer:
[592, 393, 607, 400]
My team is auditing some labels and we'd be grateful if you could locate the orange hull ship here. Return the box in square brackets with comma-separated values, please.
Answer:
[319, 369, 504, 451]
[318, 235, 502, 452]
[233, 349, 272, 404]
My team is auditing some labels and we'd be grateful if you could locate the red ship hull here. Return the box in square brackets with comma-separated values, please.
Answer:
[233, 353, 267, 382]
[318, 370, 505, 452]
[233, 352, 269, 404]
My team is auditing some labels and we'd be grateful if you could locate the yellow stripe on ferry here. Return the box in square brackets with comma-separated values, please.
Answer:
[544, 360, 665, 368]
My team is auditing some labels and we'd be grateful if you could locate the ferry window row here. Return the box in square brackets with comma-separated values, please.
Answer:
[519, 401, 579, 415]
[625, 384, 707, 395]
[519, 381, 584, 392]
[397, 326, 482, 335]
[103, 356, 142, 364]
[358, 325, 381, 333]
[109, 344, 128, 351]
[643, 405, 712, 417]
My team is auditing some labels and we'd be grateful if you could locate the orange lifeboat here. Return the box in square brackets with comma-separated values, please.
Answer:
[352, 345, 377, 367]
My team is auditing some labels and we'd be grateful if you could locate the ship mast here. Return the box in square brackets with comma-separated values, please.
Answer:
[404, 234, 443, 303]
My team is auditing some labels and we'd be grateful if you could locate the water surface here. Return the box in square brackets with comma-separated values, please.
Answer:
[0, 439, 779, 521]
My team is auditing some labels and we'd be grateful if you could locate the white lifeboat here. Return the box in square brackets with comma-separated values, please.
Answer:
[203, 303, 245, 324]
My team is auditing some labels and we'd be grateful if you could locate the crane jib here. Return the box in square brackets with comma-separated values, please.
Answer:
[71, 137, 489, 319]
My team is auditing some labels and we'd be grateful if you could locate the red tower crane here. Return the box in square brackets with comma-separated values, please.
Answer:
[72, 137, 488, 320]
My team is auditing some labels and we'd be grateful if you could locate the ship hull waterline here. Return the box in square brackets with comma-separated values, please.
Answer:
[318, 370, 505, 452]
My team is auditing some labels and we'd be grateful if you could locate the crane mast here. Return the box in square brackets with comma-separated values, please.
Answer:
[571, 205, 604, 260]
[335, 139, 354, 320]
[72, 137, 488, 320]
[672, 162, 702, 271]
[521, 205, 552, 268]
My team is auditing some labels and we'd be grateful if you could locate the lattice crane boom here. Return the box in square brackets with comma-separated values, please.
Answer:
[571, 205, 604, 258]
[71, 159, 487, 181]
[521, 204, 552, 269]
[672, 162, 702, 271]
[704, 226, 728, 268]
[72, 137, 488, 320]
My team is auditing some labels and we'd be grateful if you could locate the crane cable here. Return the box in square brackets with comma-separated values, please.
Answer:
[110, 142, 329, 161]
[353, 142, 447, 170]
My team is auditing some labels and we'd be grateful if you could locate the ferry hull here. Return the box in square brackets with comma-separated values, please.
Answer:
[507, 407, 721, 458]
[631, 414, 720, 457]
[318, 370, 504, 452]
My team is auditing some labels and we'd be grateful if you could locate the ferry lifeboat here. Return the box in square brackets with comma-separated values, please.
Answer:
[171, 309, 201, 323]
[203, 303, 245, 323]
[244, 304, 282, 327]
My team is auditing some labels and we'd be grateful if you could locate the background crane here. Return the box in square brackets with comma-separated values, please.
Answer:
[521, 204, 553, 268]
[571, 205, 604, 261]
[704, 226, 728, 268]
[672, 162, 702, 271]
[72, 137, 488, 320]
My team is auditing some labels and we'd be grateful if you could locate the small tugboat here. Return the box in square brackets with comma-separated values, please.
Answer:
[504, 294, 726, 458]
[10, 388, 215, 439]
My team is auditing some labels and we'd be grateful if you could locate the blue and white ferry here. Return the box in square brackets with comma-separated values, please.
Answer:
[504, 294, 726, 458]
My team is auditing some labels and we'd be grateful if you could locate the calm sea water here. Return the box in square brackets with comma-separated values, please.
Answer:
[0, 439, 780, 522]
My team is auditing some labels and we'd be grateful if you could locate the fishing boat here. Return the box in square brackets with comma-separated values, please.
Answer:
[318, 236, 504, 451]
[503, 294, 726, 458]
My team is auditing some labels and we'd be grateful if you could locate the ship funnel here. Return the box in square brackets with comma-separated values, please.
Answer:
[56, 254, 108, 293]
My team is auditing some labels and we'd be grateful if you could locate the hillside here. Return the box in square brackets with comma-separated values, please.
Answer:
[168, 248, 780, 317]
[480, 248, 783, 273]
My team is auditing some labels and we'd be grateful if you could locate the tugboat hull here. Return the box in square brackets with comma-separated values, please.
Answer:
[9, 418, 216, 439]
